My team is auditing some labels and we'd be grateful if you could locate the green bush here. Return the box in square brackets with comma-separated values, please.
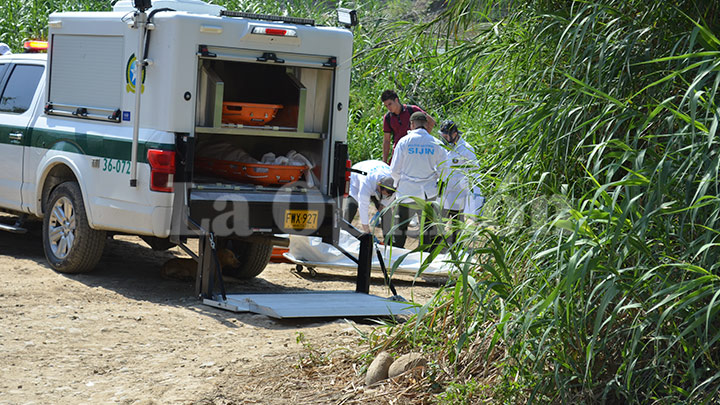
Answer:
[4, 0, 719, 401]
[0, 0, 111, 51]
[375, 0, 720, 403]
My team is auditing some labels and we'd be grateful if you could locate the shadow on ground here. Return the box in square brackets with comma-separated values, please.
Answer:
[0, 214, 433, 329]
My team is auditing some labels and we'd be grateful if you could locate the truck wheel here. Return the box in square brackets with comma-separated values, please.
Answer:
[43, 182, 105, 273]
[222, 239, 272, 279]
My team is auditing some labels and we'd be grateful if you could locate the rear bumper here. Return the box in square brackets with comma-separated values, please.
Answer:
[188, 188, 337, 244]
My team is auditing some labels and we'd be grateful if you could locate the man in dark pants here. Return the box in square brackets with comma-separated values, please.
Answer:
[381, 90, 436, 164]
[389, 111, 447, 250]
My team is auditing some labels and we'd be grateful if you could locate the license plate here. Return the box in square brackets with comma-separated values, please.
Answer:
[284, 209, 319, 230]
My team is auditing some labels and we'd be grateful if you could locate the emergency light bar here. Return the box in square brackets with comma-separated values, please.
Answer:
[23, 40, 48, 53]
[221, 10, 315, 26]
[251, 27, 297, 37]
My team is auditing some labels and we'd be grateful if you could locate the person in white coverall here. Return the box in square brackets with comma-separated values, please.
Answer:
[344, 160, 398, 245]
[390, 111, 448, 250]
[438, 120, 484, 245]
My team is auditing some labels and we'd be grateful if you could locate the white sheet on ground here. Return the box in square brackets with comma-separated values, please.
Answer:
[285, 230, 453, 277]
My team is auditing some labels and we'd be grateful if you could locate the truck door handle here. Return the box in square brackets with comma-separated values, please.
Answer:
[9, 132, 23, 141]
[257, 52, 284, 63]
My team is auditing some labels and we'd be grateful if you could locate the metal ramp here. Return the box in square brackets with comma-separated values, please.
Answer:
[203, 291, 416, 319]
[190, 221, 413, 319]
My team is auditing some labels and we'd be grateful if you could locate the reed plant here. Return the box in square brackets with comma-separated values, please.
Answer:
[4, 0, 719, 401]
[363, 0, 720, 403]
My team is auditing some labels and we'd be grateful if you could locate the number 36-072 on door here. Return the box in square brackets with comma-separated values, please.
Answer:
[102, 158, 131, 174]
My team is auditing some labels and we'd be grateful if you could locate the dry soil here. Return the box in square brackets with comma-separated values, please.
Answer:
[0, 214, 441, 404]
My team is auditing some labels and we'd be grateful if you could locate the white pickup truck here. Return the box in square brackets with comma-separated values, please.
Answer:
[0, 0, 352, 280]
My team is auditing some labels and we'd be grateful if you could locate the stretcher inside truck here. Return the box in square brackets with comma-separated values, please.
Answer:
[192, 55, 333, 189]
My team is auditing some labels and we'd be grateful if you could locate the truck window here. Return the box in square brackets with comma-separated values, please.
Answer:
[0, 64, 44, 114]
[0, 64, 8, 82]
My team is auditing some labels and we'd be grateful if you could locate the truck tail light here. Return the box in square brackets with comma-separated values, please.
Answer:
[147, 149, 175, 193]
[252, 27, 297, 37]
[344, 159, 351, 196]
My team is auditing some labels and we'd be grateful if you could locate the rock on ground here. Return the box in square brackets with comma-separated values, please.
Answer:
[365, 351, 394, 385]
[388, 352, 428, 379]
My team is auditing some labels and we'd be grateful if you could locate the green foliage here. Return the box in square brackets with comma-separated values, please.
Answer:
[373, 0, 720, 403]
[437, 378, 485, 404]
[335, 0, 720, 403]
[0, 0, 110, 51]
[4, 0, 720, 402]
[295, 331, 330, 368]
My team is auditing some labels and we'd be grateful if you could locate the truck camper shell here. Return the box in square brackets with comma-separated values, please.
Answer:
[45, 7, 353, 244]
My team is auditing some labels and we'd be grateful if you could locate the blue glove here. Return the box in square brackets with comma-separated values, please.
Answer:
[370, 211, 381, 226]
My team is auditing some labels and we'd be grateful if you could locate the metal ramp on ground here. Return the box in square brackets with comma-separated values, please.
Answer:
[192, 221, 413, 319]
[203, 291, 416, 319]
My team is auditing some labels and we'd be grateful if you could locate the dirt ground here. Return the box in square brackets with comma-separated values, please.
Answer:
[0, 214, 442, 404]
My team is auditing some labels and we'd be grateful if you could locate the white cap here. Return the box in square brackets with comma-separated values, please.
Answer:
[0, 43, 11, 55]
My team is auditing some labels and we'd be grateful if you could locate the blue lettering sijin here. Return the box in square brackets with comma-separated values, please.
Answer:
[408, 145, 435, 155]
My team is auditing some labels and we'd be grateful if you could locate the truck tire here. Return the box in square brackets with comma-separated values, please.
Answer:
[43, 182, 105, 273]
[222, 239, 272, 279]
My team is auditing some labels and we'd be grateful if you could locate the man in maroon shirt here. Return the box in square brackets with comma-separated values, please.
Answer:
[381, 90, 436, 163]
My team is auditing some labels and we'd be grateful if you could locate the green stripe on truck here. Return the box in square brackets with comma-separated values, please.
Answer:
[0, 125, 175, 163]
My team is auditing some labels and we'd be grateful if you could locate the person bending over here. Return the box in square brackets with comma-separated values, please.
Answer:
[344, 160, 398, 245]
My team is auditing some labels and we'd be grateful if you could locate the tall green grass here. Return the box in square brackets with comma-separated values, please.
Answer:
[366, 0, 720, 403]
[4, 0, 719, 401]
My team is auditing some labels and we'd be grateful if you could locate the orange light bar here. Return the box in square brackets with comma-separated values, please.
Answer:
[24, 40, 48, 52]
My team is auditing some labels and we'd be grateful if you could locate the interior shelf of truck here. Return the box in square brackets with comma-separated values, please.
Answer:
[195, 52, 333, 141]
[194, 125, 324, 139]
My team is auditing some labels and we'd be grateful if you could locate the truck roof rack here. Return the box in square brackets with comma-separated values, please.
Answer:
[220, 10, 315, 26]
